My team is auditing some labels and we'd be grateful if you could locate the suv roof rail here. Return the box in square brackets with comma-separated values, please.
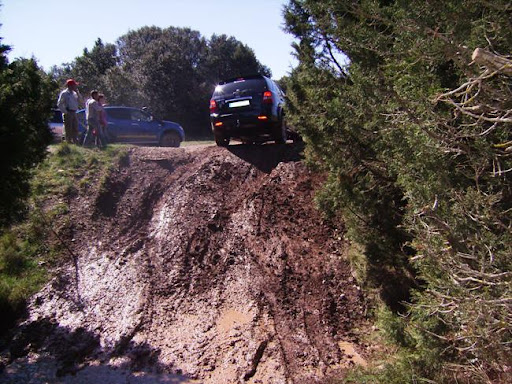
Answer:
[218, 73, 266, 85]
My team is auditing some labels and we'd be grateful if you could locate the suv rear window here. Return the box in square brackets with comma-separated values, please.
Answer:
[214, 78, 267, 97]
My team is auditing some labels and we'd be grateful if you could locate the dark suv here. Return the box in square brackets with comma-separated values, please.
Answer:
[209, 74, 287, 146]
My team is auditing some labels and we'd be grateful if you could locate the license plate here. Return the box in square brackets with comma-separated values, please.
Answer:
[229, 100, 250, 108]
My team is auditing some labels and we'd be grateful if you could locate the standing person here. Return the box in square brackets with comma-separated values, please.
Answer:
[57, 79, 82, 144]
[98, 94, 108, 147]
[83, 90, 104, 148]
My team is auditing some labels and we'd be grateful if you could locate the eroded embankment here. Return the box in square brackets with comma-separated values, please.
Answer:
[1, 144, 368, 384]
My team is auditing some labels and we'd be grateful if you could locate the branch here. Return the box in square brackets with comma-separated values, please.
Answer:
[442, 98, 512, 123]
[321, 33, 349, 78]
[472, 48, 512, 76]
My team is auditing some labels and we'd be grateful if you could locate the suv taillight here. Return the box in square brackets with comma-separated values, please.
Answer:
[209, 99, 217, 113]
[262, 91, 273, 104]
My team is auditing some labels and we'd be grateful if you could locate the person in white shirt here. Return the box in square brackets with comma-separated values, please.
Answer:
[83, 90, 105, 148]
[57, 79, 82, 144]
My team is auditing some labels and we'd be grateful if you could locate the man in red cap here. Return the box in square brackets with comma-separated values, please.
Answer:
[57, 79, 83, 144]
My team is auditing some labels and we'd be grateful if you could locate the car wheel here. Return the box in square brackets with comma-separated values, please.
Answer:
[214, 132, 230, 147]
[273, 117, 287, 144]
[160, 131, 181, 147]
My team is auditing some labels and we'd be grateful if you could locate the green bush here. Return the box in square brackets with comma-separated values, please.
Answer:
[284, 0, 511, 382]
[0, 41, 56, 228]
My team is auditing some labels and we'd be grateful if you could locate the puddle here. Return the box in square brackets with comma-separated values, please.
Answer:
[338, 341, 367, 367]
[216, 309, 253, 333]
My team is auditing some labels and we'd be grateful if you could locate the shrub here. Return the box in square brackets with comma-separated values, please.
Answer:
[0, 41, 56, 228]
[284, 0, 511, 381]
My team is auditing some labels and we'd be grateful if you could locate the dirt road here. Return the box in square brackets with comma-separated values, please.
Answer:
[1, 143, 367, 383]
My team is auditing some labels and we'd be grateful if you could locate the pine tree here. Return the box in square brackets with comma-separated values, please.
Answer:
[284, 1, 511, 382]
[0, 39, 56, 227]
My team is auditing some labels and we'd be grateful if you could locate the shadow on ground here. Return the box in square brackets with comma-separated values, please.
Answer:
[1, 318, 194, 384]
[227, 142, 304, 173]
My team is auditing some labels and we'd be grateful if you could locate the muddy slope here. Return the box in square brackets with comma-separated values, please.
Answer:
[1, 144, 367, 384]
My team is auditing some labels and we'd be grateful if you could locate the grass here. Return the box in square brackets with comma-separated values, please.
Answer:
[0, 142, 128, 336]
[35, 143, 127, 195]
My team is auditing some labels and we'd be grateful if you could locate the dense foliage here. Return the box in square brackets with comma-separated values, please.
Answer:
[52, 29, 271, 137]
[0, 38, 56, 332]
[0, 40, 55, 228]
[283, 1, 511, 382]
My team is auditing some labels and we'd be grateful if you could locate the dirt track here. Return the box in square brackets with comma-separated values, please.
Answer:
[0, 143, 368, 383]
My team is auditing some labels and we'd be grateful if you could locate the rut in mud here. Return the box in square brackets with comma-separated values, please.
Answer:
[1, 144, 368, 384]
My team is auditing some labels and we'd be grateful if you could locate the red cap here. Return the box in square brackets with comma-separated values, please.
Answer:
[66, 79, 79, 86]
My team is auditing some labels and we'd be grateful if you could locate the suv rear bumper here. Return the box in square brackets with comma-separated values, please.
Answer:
[210, 115, 277, 139]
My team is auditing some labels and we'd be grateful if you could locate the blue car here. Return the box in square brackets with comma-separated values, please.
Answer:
[77, 106, 185, 147]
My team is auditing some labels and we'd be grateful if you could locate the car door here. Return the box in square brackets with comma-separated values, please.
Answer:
[130, 109, 156, 143]
[104, 108, 133, 142]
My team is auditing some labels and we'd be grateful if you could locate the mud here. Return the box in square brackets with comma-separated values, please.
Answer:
[0, 143, 368, 383]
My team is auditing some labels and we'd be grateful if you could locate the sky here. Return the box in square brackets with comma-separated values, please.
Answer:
[0, 0, 298, 79]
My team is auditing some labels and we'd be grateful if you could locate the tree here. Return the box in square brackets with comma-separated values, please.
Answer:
[113, 26, 208, 134]
[284, 1, 511, 382]
[0, 39, 56, 227]
[102, 65, 145, 108]
[202, 34, 271, 84]
[51, 38, 118, 96]
[72, 38, 117, 92]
